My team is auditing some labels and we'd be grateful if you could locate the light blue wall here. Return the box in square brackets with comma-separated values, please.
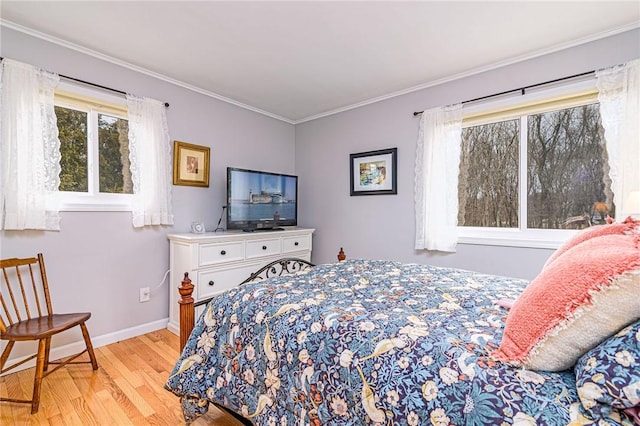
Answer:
[295, 29, 640, 280]
[0, 27, 296, 347]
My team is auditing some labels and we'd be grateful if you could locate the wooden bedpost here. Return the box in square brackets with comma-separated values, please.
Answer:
[338, 247, 346, 262]
[178, 272, 194, 352]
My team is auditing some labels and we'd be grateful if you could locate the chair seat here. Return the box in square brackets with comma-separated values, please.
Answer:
[1, 313, 91, 340]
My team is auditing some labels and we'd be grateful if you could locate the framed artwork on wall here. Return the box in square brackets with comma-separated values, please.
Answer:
[350, 147, 397, 196]
[173, 140, 210, 187]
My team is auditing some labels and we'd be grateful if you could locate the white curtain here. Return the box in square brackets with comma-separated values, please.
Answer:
[414, 104, 463, 252]
[127, 94, 174, 227]
[596, 58, 640, 219]
[0, 59, 61, 231]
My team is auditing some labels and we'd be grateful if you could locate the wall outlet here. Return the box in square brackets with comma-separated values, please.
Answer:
[139, 287, 150, 302]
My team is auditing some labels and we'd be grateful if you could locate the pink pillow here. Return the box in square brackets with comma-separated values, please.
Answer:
[544, 218, 638, 268]
[493, 233, 640, 371]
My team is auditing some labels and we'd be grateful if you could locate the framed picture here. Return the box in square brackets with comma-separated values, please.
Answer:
[350, 147, 397, 196]
[173, 140, 210, 187]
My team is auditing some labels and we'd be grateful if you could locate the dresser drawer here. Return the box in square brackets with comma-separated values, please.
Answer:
[282, 235, 310, 253]
[199, 242, 244, 266]
[167, 228, 314, 337]
[246, 238, 281, 259]
[196, 263, 260, 300]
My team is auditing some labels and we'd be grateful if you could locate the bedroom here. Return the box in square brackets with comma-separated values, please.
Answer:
[1, 1, 639, 424]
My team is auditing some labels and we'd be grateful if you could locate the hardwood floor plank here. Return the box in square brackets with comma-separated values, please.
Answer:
[39, 378, 63, 417]
[136, 384, 184, 425]
[42, 370, 83, 423]
[69, 396, 102, 426]
[52, 368, 83, 401]
[110, 339, 147, 372]
[98, 345, 145, 388]
[57, 400, 84, 426]
[123, 342, 169, 375]
[113, 376, 155, 417]
[0, 329, 244, 426]
[138, 370, 186, 420]
[3, 370, 24, 399]
[145, 329, 179, 347]
[99, 371, 147, 422]
[68, 363, 103, 395]
[137, 334, 181, 365]
[95, 389, 135, 425]
[77, 388, 114, 425]
[41, 413, 64, 426]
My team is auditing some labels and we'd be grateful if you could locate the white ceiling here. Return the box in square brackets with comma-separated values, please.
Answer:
[1, 1, 639, 123]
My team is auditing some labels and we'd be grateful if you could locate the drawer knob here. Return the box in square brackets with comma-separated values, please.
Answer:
[220, 250, 226, 255]
[294, 241, 299, 246]
[209, 280, 215, 286]
[262, 245, 267, 250]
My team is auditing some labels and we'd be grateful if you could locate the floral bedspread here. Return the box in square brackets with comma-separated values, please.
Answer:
[165, 259, 629, 425]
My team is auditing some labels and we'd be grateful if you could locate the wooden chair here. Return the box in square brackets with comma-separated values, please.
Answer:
[0, 253, 98, 414]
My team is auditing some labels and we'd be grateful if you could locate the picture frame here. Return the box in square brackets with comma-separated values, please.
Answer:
[350, 147, 397, 196]
[173, 140, 210, 187]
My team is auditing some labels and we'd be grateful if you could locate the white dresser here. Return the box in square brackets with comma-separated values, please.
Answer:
[167, 228, 314, 335]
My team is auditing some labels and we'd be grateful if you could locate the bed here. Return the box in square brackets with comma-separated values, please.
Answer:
[165, 224, 640, 426]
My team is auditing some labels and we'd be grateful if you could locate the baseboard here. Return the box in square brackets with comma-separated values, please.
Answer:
[1, 318, 169, 376]
[166, 320, 179, 336]
[92, 318, 169, 348]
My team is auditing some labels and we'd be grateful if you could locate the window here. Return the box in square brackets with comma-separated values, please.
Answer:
[457, 80, 613, 248]
[50, 84, 133, 211]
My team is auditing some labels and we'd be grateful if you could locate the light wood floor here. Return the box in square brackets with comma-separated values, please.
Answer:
[0, 329, 244, 425]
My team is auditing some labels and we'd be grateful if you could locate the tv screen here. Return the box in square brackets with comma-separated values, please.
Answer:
[226, 167, 298, 231]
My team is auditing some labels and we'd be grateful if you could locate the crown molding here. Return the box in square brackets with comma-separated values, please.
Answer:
[0, 19, 295, 125]
[3, 18, 638, 125]
[294, 21, 640, 124]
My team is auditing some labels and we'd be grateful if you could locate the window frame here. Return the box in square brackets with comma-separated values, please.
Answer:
[457, 78, 603, 249]
[47, 81, 134, 212]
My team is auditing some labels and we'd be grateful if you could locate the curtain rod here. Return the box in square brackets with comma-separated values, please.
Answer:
[62, 75, 170, 108]
[0, 57, 169, 108]
[412, 69, 595, 116]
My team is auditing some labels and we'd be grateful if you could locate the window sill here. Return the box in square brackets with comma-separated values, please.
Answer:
[58, 202, 132, 212]
[457, 227, 577, 249]
[48, 193, 133, 212]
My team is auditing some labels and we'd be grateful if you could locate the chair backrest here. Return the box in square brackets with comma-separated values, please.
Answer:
[0, 253, 53, 333]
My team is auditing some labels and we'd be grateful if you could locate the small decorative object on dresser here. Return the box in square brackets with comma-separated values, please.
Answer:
[166, 228, 314, 336]
[190, 221, 205, 233]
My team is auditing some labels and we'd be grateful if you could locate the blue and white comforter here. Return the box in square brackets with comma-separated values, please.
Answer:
[165, 259, 631, 425]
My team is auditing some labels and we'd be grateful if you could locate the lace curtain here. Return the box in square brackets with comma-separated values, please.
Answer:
[596, 58, 640, 219]
[414, 104, 463, 252]
[0, 59, 61, 231]
[127, 94, 174, 227]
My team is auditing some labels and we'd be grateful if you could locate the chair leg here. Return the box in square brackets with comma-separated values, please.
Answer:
[43, 336, 52, 373]
[31, 339, 48, 414]
[0, 341, 15, 373]
[80, 323, 99, 370]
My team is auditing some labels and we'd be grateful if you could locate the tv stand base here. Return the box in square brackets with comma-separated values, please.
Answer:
[243, 227, 285, 233]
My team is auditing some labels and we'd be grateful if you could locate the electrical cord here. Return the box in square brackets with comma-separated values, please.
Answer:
[150, 269, 170, 293]
[215, 205, 227, 232]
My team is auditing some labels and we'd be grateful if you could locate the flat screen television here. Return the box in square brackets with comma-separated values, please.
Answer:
[226, 167, 298, 232]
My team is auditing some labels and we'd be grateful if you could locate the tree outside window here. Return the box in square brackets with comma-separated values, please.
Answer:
[458, 103, 613, 230]
[56, 106, 132, 195]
